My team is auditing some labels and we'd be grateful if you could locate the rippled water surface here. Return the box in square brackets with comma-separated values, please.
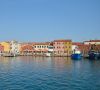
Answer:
[0, 56, 100, 90]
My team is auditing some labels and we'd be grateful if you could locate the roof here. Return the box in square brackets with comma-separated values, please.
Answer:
[0, 44, 4, 47]
[73, 42, 91, 47]
[53, 39, 72, 42]
[20, 42, 50, 46]
[72, 42, 83, 45]
[0, 41, 10, 43]
[34, 42, 50, 45]
[84, 40, 100, 42]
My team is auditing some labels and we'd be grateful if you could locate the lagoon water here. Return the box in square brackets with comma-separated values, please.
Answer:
[0, 56, 100, 90]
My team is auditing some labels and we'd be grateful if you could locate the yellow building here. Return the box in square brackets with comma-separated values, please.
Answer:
[0, 42, 11, 53]
[64, 40, 72, 56]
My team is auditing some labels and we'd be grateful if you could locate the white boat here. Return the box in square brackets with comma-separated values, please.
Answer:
[71, 50, 82, 59]
[72, 45, 82, 59]
[46, 53, 51, 57]
[3, 53, 17, 57]
[46, 46, 54, 57]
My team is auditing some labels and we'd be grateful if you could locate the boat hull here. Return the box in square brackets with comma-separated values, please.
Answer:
[71, 54, 81, 60]
[88, 53, 99, 60]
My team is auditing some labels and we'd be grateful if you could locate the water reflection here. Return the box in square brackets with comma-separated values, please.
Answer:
[0, 56, 100, 90]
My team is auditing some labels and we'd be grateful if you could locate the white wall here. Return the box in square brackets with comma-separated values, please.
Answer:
[84, 42, 100, 45]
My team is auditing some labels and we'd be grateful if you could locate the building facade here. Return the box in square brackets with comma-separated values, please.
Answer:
[34, 42, 50, 55]
[10, 40, 21, 55]
[53, 40, 72, 56]
[84, 40, 100, 45]
[64, 40, 72, 56]
[20, 43, 34, 55]
[0, 44, 4, 56]
[0, 42, 10, 53]
[73, 42, 91, 56]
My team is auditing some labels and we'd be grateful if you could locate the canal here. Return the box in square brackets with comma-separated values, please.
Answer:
[0, 56, 100, 90]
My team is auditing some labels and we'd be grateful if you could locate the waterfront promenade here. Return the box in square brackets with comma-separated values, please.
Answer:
[0, 40, 100, 57]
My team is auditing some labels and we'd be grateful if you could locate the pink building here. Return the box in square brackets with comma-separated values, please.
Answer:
[53, 40, 72, 56]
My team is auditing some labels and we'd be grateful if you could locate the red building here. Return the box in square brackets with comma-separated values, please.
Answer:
[73, 42, 91, 56]
[20, 43, 34, 55]
[73, 42, 100, 56]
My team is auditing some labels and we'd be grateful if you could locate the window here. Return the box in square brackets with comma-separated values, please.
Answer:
[39, 46, 41, 48]
[64, 51, 67, 53]
[58, 51, 59, 54]
[66, 42, 67, 44]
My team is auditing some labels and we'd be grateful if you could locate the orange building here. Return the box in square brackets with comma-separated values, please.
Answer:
[20, 43, 34, 55]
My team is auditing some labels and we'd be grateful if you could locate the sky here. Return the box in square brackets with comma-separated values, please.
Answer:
[0, 0, 100, 42]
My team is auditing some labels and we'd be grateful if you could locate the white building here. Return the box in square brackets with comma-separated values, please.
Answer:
[33, 42, 54, 56]
[33, 42, 50, 55]
[84, 40, 100, 45]
[48, 46, 54, 52]
[10, 40, 21, 55]
[46, 45, 54, 56]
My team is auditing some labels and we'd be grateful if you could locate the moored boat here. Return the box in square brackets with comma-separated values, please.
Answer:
[46, 46, 54, 57]
[88, 50, 99, 60]
[99, 52, 100, 59]
[3, 53, 17, 57]
[71, 50, 82, 60]
[71, 45, 82, 60]
[88, 44, 100, 60]
[45, 53, 51, 57]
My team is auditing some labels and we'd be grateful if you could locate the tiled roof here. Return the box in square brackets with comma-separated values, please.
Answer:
[72, 42, 83, 45]
[84, 40, 100, 42]
[34, 42, 50, 45]
[53, 39, 72, 42]
[73, 42, 91, 47]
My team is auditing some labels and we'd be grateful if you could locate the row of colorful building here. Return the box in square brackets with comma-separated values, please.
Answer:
[0, 39, 100, 56]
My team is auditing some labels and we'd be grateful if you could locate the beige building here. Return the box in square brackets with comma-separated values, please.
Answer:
[84, 40, 100, 45]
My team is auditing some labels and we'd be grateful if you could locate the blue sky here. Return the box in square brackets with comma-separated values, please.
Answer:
[0, 0, 100, 42]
